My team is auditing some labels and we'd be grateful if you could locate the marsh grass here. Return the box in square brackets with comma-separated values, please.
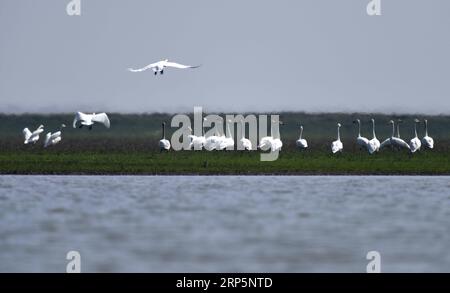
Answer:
[0, 147, 448, 175]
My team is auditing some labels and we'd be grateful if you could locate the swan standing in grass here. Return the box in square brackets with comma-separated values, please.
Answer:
[409, 119, 422, 153]
[331, 123, 343, 154]
[73, 112, 110, 130]
[128, 59, 200, 75]
[367, 118, 380, 154]
[204, 127, 223, 151]
[218, 120, 235, 150]
[188, 126, 206, 150]
[159, 122, 171, 152]
[44, 124, 66, 148]
[422, 119, 434, 149]
[239, 120, 252, 150]
[393, 120, 411, 150]
[258, 120, 283, 152]
[23, 125, 44, 145]
[295, 125, 308, 149]
[353, 119, 369, 150]
[380, 120, 410, 151]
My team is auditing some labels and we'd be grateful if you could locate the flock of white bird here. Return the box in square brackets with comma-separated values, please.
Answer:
[21, 59, 436, 154]
[23, 112, 435, 154]
[330, 118, 434, 154]
[160, 118, 435, 154]
[22, 112, 110, 147]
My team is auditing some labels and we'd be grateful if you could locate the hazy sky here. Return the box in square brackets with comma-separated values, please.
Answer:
[0, 0, 449, 114]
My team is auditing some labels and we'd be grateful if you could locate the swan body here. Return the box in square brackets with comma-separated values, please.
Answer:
[240, 137, 252, 150]
[258, 119, 283, 152]
[159, 122, 171, 151]
[258, 137, 273, 151]
[73, 112, 110, 129]
[271, 138, 283, 152]
[296, 126, 308, 149]
[331, 123, 343, 154]
[23, 125, 44, 144]
[128, 59, 200, 75]
[367, 118, 380, 154]
[238, 120, 252, 150]
[44, 124, 66, 148]
[409, 119, 422, 153]
[380, 120, 410, 150]
[218, 120, 234, 150]
[188, 127, 206, 150]
[204, 135, 222, 151]
[421, 119, 434, 149]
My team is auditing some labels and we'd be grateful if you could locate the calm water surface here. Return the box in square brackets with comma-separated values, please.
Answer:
[0, 175, 449, 272]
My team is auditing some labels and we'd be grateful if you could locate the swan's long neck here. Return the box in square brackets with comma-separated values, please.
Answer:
[241, 121, 245, 139]
[425, 120, 428, 137]
[414, 122, 418, 138]
[337, 126, 341, 141]
[357, 121, 361, 137]
[391, 123, 395, 138]
[372, 120, 376, 139]
[396, 123, 401, 138]
[162, 124, 165, 139]
[299, 127, 303, 140]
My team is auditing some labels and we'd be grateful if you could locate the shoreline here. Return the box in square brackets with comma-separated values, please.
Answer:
[1, 171, 449, 177]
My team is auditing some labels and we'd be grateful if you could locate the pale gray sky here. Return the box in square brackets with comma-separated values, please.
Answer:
[0, 0, 449, 114]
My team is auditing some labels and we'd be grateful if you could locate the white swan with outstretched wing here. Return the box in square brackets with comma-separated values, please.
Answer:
[23, 125, 44, 144]
[73, 112, 110, 130]
[128, 59, 200, 75]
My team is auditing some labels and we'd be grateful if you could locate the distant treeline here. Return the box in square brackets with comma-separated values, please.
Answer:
[0, 112, 449, 151]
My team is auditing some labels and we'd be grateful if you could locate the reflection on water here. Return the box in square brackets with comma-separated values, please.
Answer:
[0, 175, 449, 272]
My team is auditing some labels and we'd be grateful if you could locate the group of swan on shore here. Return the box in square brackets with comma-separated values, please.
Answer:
[22, 112, 110, 147]
[332, 118, 434, 154]
[162, 118, 435, 154]
[163, 118, 284, 152]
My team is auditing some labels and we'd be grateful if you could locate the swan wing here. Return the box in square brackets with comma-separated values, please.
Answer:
[23, 128, 32, 140]
[92, 113, 111, 128]
[357, 137, 369, 148]
[379, 138, 391, 149]
[73, 112, 87, 128]
[159, 139, 171, 150]
[422, 136, 434, 149]
[44, 132, 52, 147]
[164, 62, 200, 69]
[127, 62, 158, 72]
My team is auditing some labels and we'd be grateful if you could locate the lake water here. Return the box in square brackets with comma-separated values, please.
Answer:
[0, 175, 448, 273]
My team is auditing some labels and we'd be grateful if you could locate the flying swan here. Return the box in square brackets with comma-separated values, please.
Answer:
[128, 59, 200, 75]
[73, 112, 111, 130]
[23, 125, 44, 144]
[44, 124, 66, 148]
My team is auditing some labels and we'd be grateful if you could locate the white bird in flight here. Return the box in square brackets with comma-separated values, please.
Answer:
[44, 124, 66, 148]
[23, 125, 44, 144]
[128, 59, 200, 75]
[73, 112, 111, 130]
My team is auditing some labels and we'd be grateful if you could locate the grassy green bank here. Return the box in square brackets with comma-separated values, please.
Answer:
[0, 150, 448, 175]
[0, 112, 448, 175]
